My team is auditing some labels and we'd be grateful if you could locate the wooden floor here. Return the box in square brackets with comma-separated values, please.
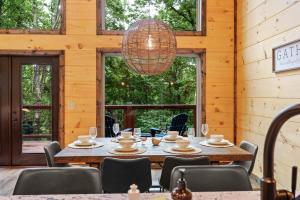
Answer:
[0, 167, 259, 196]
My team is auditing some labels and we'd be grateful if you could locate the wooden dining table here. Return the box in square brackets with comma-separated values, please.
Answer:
[54, 137, 253, 167]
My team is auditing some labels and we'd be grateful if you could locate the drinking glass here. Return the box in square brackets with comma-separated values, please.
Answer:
[112, 123, 120, 137]
[201, 124, 209, 138]
[134, 128, 141, 138]
[187, 128, 195, 139]
[89, 127, 97, 140]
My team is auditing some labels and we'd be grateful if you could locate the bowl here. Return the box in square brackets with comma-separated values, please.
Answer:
[151, 138, 161, 146]
[210, 134, 224, 142]
[167, 131, 179, 140]
[78, 135, 91, 144]
[175, 138, 190, 148]
[119, 139, 135, 148]
[121, 131, 132, 138]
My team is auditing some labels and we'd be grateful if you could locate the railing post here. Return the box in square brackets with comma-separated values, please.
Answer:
[124, 106, 135, 129]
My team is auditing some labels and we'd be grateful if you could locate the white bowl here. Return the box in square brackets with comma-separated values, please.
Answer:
[167, 131, 179, 140]
[119, 139, 135, 148]
[175, 138, 190, 148]
[210, 134, 224, 143]
[121, 131, 132, 138]
[78, 135, 91, 144]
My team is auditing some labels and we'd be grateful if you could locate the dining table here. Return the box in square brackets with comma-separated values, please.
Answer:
[54, 137, 253, 167]
[3, 191, 261, 200]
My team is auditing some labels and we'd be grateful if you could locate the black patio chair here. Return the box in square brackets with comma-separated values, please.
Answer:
[105, 115, 116, 137]
[151, 113, 189, 136]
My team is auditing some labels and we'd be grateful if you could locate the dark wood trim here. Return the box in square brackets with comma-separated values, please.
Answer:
[22, 105, 52, 109]
[0, 50, 64, 56]
[96, 0, 206, 36]
[200, 51, 206, 124]
[0, 56, 12, 165]
[0, 0, 66, 35]
[233, 0, 238, 145]
[58, 52, 65, 147]
[106, 104, 196, 109]
[96, 50, 103, 135]
[97, 48, 205, 54]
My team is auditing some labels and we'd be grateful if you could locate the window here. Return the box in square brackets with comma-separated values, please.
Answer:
[0, 0, 65, 34]
[97, 52, 205, 136]
[98, 0, 205, 35]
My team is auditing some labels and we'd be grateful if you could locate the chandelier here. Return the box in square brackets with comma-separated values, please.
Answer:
[121, 19, 177, 75]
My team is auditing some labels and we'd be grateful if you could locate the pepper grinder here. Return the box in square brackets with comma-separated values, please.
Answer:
[171, 169, 192, 200]
[128, 184, 140, 200]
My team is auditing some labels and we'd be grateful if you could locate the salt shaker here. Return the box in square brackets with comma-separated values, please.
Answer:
[128, 184, 140, 200]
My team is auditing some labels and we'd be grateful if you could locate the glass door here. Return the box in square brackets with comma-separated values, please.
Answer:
[11, 56, 59, 165]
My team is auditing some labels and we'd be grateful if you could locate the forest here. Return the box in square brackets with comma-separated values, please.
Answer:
[0, 0, 198, 136]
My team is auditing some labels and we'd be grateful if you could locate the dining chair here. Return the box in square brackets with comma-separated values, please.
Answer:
[169, 165, 252, 192]
[44, 141, 71, 167]
[159, 156, 210, 191]
[230, 140, 258, 175]
[101, 157, 152, 193]
[13, 167, 102, 195]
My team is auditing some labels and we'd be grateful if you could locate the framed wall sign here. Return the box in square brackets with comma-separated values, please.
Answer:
[273, 39, 300, 72]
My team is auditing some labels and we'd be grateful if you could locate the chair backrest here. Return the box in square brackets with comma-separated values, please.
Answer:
[102, 157, 152, 193]
[159, 156, 210, 190]
[169, 165, 252, 192]
[169, 113, 188, 135]
[44, 141, 68, 167]
[233, 140, 258, 174]
[13, 167, 102, 195]
[105, 115, 116, 137]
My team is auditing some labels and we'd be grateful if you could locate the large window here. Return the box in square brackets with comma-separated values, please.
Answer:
[103, 55, 198, 133]
[0, 0, 65, 33]
[98, 0, 205, 34]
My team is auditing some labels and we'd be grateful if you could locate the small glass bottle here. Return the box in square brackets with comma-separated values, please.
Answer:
[171, 169, 192, 200]
[128, 184, 140, 200]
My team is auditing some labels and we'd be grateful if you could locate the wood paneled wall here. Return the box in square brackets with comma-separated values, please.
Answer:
[237, 0, 300, 189]
[0, 0, 234, 145]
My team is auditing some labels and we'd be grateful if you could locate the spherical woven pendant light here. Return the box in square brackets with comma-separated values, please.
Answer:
[122, 19, 177, 75]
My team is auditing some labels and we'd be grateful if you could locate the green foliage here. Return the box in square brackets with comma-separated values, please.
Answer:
[105, 0, 197, 31]
[0, 0, 61, 29]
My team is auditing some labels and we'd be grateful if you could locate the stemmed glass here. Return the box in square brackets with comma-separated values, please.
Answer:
[134, 128, 141, 138]
[201, 124, 209, 139]
[187, 128, 195, 139]
[112, 123, 120, 138]
[89, 127, 97, 141]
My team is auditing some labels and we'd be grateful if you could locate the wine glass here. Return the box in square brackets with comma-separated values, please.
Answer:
[89, 127, 97, 140]
[134, 128, 141, 138]
[112, 123, 120, 137]
[201, 124, 209, 138]
[187, 128, 195, 139]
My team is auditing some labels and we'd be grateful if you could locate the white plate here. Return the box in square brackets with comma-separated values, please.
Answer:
[172, 146, 195, 152]
[117, 136, 135, 141]
[114, 146, 138, 152]
[74, 140, 96, 146]
[208, 139, 229, 145]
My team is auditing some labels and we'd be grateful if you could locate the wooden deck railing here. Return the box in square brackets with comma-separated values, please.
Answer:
[105, 104, 197, 129]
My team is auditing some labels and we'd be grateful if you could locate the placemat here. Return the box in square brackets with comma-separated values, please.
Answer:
[68, 142, 104, 149]
[163, 146, 202, 154]
[109, 148, 146, 155]
[199, 140, 234, 148]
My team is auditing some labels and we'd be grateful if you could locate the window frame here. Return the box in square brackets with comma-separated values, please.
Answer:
[96, 48, 206, 136]
[96, 0, 206, 36]
[0, 0, 66, 35]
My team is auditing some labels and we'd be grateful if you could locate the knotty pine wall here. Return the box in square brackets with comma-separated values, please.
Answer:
[237, 0, 300, 189]
[0, 0, 234, 145]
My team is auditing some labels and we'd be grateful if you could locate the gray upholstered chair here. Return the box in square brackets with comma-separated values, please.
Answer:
[159, 156, 210, 191]
[101, 157, 152, 193]
[230, 140, 258, 175]
[13, 167, 102, 195]
[44, 141, 70, 167]
[169, 165, 252, 192]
